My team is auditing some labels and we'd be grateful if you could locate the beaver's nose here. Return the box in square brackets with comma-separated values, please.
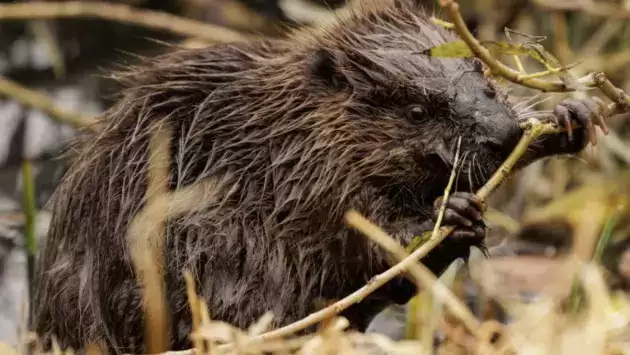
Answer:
[474, 114, 522, 149]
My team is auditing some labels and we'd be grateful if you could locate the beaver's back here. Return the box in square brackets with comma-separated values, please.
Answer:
[32, 41, 393, 355]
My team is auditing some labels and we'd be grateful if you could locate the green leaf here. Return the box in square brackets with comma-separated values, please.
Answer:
[421, 40, 474, 58]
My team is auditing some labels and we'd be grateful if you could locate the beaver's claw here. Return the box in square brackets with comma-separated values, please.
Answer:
[433, 192, 486, 248]
[552, 97, 610, 146]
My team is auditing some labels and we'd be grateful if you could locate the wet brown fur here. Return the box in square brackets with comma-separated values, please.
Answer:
[32, 0, 590, 353]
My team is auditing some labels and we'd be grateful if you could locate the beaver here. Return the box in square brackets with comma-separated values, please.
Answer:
[32, 0, 609, 353]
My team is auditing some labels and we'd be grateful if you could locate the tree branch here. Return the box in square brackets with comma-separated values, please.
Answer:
[0, 1, 248, 44]
[438, 0, 630, 114]
[0, 76, 97, 129]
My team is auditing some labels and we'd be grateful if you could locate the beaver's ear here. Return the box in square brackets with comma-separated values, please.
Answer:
[307, 48, 350, 90]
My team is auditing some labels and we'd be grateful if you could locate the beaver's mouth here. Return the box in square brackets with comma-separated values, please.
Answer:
[430, 139, 489, 191]
[432, 139, 456, 167]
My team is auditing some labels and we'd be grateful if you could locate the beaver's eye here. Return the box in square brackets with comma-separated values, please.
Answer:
[484, 83, 497, 98]
[472, 57, 484, 73]
[407, 106, 426, 121]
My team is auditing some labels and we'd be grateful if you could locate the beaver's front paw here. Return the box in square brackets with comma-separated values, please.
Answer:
[552, 97, 610, 147]
[384, 192, 488, 304]
[433, 191, 486, 248]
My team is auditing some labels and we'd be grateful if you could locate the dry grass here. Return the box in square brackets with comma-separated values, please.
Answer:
[11, 213, 630, 355]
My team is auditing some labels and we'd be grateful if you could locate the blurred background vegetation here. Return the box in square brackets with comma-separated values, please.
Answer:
[0, 0, 629, 352]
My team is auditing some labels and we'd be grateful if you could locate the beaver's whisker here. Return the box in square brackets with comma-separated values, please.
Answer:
[515, 96, 553, 115]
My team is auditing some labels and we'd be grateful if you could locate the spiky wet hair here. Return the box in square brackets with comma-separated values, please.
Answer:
[33, 0, 522, 353]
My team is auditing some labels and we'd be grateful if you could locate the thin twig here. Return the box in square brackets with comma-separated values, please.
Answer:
[438, 0, 630, 112]
[484, 207, 520, 234]
[21, 160, 36, 326]
[0, 76, 96, 129]
[438, 0, 586, 92]
[130, 123, 173, 353]
[127, 173, 233, 355]
[278, 0, 338, 24]
[408, 137, 463, 343]
[431, 137, 463, 240]
[344, 210, 482, 336]
[476, 122, 547, 199]
[184, 271, 205, 354]
[28, 20, 66, 79]
[0, 1, 248, 44]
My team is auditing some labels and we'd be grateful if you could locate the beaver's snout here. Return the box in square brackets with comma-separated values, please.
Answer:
[474, 113, 522, 151]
